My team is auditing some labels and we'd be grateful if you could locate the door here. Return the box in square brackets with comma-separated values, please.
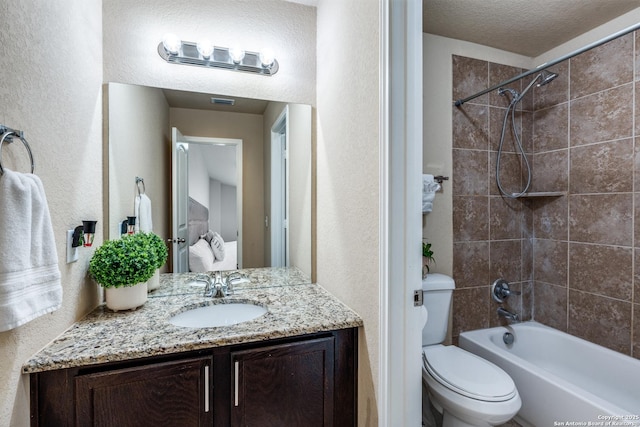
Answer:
[231, 337, 334, 427]
[172, 127, 189, 272]
[270, 108, 290, 267]
[75, 356, 213, 427]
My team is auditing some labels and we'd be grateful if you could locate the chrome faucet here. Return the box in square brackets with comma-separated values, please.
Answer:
[497, 307, 519, 323]
[195, 272, 227, 298]
[224, 272, 244, 296]
[211, 271, 226, 298]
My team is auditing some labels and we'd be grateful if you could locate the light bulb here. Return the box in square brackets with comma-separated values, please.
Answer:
[196, 39, 214, 59]
[162, 33, 181, 55]
[259, 48, 275, 67]
[229, 46, 245, 64]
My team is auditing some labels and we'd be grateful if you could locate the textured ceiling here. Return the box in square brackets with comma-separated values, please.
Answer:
[423, 0, 640, 57]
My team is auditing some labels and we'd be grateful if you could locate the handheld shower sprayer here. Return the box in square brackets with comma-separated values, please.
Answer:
[496, 69, 559, 198]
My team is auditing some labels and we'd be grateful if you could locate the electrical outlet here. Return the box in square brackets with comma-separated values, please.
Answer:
[66, 229, 78, 263]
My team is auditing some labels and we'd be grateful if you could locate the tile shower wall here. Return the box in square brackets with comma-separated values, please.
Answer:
[451, 31, 640, 358]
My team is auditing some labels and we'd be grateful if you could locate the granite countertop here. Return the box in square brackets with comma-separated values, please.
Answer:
[23, 267, 362, 374]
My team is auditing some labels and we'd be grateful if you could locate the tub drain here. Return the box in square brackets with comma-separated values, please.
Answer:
[503, 332, 514, 345]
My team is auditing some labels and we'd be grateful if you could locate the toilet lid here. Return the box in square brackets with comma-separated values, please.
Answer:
[423, 345, 517, 402]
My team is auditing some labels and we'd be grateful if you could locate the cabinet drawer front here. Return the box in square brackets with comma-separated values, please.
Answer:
[75, 356, 212, 427]
[231, 336, 335, 427]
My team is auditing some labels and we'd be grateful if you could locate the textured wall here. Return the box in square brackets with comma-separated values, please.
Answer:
[451, 31, 640, 358]
[0, 1, 103, 425]
[316, 0, 380, 424]
[103, 0, 316, 105]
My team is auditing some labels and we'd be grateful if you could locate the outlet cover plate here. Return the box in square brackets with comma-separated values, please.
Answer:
[67, 229, 78, 263]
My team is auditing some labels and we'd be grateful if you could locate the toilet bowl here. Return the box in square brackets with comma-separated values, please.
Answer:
[422, 344, 521, 427]
[421, 274, 521, 426]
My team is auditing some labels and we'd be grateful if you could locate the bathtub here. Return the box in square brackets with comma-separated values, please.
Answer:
[459, 321, 640, 427]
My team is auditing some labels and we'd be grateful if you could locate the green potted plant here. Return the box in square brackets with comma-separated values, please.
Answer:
[143, 232, 169, 292]
[89, 232, 157, 311]
[422, 241, 435, 279]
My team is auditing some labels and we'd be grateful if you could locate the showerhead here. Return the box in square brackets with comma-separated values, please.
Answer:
[517, 69, 559, 101]
[537, 70, 558, 87]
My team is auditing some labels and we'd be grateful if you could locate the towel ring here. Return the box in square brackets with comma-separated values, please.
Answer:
[0, 131, 35, 175]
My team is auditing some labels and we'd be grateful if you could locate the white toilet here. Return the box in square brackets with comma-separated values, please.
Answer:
[421, 273, 521, 427]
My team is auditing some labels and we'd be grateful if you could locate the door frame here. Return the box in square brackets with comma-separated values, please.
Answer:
[270, 106, 290, 267]
[379, 0, 423, 425]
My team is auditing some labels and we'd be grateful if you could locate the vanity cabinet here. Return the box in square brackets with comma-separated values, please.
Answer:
[231, 337, 334, 426]
[30, 328, 356, 427]
[75, 356, 212, 427]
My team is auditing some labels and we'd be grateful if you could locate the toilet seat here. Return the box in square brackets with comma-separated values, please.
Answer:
[423, 345, 517, 402]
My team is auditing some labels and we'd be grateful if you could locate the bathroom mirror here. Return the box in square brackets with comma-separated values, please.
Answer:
[106, 82, 312, 280]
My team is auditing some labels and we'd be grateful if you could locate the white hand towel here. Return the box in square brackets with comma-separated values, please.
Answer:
[0, 170, 62, 332]
[422, 174, 441, 213]
[134, 194, 153, 233]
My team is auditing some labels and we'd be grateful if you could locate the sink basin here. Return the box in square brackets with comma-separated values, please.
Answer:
[169, 303, 267, 328]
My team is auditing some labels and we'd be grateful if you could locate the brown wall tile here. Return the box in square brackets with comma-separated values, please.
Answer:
[489, 62, 522, 108]
[569, 243, 632, 301]
[534, 282, 568, 331]
[453, 104, 489, 150]
[570, 138, 633, 194]
[452, 287, 489, 337]
[453, 241, 490, 289]
[490, 196, 524, 240]
[453, 196, 489, 242]
[531, 196, 568, 240]
[490, 240, 522, 281]
[533, 239, 568, 286]
[453, 55, 489, 104]
[568, 290, 632, 354]
[570, 84, 633, 146]
[570, 33, 634, 99]
[452, 149, 488, 195]
[569, 194, 633, 246]
[531, 150, 568, 193]
[489, 106, 518, 153]
[490, 151, 521, 196]
[533, 103, 569, 152]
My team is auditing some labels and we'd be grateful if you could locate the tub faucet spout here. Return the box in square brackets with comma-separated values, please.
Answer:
[497, 307, 519, 322]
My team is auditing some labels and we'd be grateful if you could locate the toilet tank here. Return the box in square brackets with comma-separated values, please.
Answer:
[422, 273, 455, 346]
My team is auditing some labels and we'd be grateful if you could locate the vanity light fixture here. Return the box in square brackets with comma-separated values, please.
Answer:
[158, 33, 279, 76]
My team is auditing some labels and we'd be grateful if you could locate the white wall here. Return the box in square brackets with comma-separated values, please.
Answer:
[0, 1, 103, 425]
[209, 179, 222, 233]
[316, 0, 380, 424]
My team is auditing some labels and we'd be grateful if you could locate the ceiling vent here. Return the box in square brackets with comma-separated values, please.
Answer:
[211, 97, 236, 106]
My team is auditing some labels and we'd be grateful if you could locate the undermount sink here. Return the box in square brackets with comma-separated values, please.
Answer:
[169, 302, 267, 328]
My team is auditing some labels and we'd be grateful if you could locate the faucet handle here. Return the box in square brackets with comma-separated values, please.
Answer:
[492, 278, 521, 303]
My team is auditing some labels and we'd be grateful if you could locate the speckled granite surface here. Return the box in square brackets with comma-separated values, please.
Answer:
[23, 268, 362, 374]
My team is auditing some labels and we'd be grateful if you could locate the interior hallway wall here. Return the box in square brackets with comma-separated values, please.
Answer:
[0, 1, 103, 425]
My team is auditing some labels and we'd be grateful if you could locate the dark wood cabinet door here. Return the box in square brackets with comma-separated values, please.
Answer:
[231, 336, 334, 427]
[75, 356, 213, 427]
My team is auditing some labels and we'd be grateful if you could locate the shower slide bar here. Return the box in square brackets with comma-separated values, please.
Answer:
[454, 21, 640, 107]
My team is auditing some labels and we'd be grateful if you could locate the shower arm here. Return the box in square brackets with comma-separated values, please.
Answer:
[453, 21, 640, 107]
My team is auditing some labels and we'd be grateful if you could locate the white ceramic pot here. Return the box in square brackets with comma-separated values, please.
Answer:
[104, 282, 148, 311]
[147, 269, 160, 292]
